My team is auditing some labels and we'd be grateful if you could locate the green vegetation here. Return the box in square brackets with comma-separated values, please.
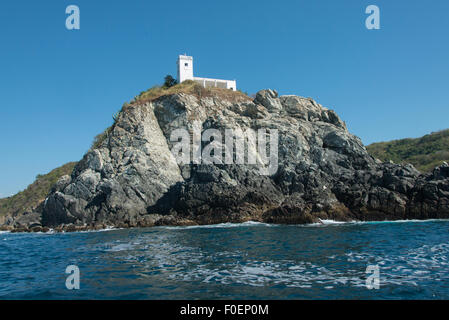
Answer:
[90, 110, 122, 151]
[366, 129, 449, 172]
[163, 74, 178, 88]
[91, 126, 113, 150]
[0, 162, 77, 219]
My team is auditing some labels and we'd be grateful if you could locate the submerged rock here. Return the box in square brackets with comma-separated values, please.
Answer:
[20, 89, 449, 229]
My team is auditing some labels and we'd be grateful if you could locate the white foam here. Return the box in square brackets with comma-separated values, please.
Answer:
[300, 219, 360, 227]
[68, 221, 449, 290]
[304, 218, 449, 228]
[166, 218, 449, 230]
[318, 219, 357, 225]
[160, 221, 273, 230]
[106, 243, 136, 252]
[76, 226, 121, 233]
[363, 218, 449, 224]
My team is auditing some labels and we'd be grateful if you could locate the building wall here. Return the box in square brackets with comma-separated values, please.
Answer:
[177, 55, 236, 91]
[177, 55, 193, 83]
[193, 77, 237, 91]
[226, 80, 237, 91]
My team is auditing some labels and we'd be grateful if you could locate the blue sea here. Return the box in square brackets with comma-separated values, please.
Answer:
[1, 220, 449, 299]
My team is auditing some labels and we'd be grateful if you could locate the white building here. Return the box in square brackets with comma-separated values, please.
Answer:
[177, 55, 237, 91]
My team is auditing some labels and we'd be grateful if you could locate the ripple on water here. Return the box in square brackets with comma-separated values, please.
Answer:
[1, 219, 449, 299]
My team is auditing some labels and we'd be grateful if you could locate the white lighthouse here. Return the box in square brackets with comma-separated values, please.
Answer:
[177, 54, 237, 91]
[177, 55, 193, 83]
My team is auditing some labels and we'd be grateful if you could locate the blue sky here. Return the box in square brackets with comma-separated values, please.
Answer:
[1, 0, 448, 196]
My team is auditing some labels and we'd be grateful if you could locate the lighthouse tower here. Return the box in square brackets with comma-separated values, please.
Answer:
[177, 55, 194, 83]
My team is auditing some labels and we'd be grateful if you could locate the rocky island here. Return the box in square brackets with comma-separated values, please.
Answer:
[2, 82, 449, 232]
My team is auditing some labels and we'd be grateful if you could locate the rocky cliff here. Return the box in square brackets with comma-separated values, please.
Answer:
[4, 87, 449, 231]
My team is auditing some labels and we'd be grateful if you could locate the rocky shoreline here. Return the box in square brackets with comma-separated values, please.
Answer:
[2, 88, 449, 232]
[0, 213, 197, 233]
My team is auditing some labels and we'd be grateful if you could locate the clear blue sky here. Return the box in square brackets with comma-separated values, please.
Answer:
[1, 0, 448, 197]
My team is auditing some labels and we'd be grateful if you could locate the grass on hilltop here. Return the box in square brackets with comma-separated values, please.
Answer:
[0, 162, 77, 219]
[366, 129, 449, 172]
[128, 80, 251, 106]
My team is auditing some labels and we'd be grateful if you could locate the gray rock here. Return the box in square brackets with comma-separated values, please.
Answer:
[255, 89, 283, 111]
[13, 212, 42, 229]
[35, 89, 449, 228]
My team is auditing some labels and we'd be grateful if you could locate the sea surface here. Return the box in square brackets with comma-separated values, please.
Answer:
[1, 219, 449, 299]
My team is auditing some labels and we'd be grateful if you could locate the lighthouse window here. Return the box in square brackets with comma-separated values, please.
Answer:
[185, 63, 188, 66]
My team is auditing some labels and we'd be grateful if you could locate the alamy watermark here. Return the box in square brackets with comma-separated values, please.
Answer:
[65, 265, 80, 290]
[64, 5, 379, 31]
[365, 5, 380, 30]
[365, 264, 380, 289]
[65, 5, 80, 30]
[170, 122, 279, 176]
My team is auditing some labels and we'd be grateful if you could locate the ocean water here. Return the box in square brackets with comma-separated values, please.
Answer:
[1, 219, 449, 299]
